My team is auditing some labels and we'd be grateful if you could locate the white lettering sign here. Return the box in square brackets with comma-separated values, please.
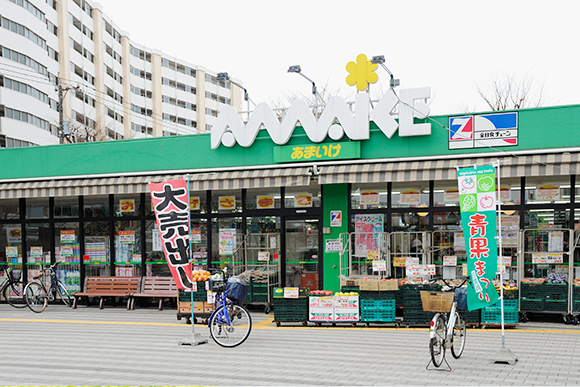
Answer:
[211, 88, 431, 148]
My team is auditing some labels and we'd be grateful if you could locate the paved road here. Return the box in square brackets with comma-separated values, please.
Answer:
[1, 303, 580, 386]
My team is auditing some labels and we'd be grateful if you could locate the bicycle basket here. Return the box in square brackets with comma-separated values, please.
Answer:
[9, 270, 21, 281]
[225, 276, 249, 303]
[209, 278, 226, 293]
[420, 291, 454, 313]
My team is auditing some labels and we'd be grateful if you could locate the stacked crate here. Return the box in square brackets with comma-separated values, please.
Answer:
[520, 282, 545, 311]
[481, 299, 519, 324]
[273, 297, 309, 323]
[401, 283, 439, 325]
[544, 283, 568, 312]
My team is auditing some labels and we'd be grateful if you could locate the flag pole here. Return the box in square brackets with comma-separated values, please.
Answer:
[178, 174, 208, 346]
[493, 159, 517, 364]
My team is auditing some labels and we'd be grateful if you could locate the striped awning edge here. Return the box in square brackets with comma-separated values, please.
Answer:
[318, 152, 580, 185]
[0, 167, 311, 199]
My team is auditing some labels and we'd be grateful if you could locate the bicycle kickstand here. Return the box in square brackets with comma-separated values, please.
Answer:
[425, 357, 452, 372]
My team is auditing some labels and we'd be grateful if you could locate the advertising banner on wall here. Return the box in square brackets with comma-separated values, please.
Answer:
[354, 214, 384, 257]
[149, 179, 192, 290]
[457, 165, 499, 311]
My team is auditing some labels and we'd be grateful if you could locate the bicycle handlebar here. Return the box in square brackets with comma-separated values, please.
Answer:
[429, 276, 469, 290]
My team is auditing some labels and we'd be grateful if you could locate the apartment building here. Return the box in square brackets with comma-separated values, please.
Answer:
[0, 0, 242, 147]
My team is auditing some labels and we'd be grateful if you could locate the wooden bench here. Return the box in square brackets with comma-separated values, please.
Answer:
[130, 276, 178, 311]
[72, 276, 140, 310]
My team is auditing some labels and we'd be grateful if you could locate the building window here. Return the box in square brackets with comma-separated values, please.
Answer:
[1, 16, 47, 49]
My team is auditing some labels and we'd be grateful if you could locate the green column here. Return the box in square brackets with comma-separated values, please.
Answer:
[322, 183, 349, 292]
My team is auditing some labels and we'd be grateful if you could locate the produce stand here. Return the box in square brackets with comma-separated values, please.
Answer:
[272, 288, 309, 326]
[176, 285, 214, 324]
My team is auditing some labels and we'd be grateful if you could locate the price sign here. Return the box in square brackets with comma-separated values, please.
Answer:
[372, 260, 387, 272]
[119, 231, 135, 243]
[284, 287, 299, 299]
[258, 252, 269, 262]
[443, 256, 457, 266]
[367, 250, 379, 260]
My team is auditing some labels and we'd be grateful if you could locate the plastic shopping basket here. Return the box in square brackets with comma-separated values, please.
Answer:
[420, 291, 454, 313]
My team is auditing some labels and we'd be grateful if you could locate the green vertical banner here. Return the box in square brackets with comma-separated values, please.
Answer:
[457, 165, 499, 311]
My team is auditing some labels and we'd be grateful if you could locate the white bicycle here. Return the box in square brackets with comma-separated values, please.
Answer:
[422, 277, 469, 371]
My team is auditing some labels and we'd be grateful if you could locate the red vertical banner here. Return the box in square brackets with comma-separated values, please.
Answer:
[148, 179, 192, 290]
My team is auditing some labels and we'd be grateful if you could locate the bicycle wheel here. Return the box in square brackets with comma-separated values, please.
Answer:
[209, 304, 252, 347]
[56, 280, 72, 307]
[24, 282, 48, 313]
[3, 281, 27, 308]
[450, 311, 466, 359]
[429, 314, 446, 367]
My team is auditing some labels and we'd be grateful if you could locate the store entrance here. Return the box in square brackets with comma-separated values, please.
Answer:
[284, 218, 320, 290]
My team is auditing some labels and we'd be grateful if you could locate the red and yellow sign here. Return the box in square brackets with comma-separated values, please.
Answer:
[256, 195, 274, 209]
[360, 190, 379, 206]
[294, 194, 312, 208]
[444, 188, 459, 202]
[219, 196, 236, 210]
[400, 190, 420, 205]
[190, 197, 200, 210]
[119, 199, 135, 212]
[536, 185, 560, 201]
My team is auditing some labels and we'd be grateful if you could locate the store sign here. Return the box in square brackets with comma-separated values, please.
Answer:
[457, 165, 499, 311]
[190, 229, 202, 244]
[6, 227, 21, 243]
[258, 251, 269, 262]
[367, 250, 379, 260]
[273, 142, 360, 163]
[211, 87, 431, 149]
[393, 256, 407, 267]
[406, 264, 436, 278]
[354, 214, 383, 257]
[330, 210, 342, 227]
[400, 190, 420, 205]
[256, 195, 274, 209]
[497, 186, 511, 201]
[536, 185, 560, 201]
[149, 178, 192, 290]
[218, 196, 236, 210]
[532, 253, 563, 264]
[119, 199, 135, 212]
[372, 260, 387, 272]
[443, 256, 457, 266]
[190, 197, 200, 210]
[325, 239, 342, 253]
[498, 256, 511, 274]
[294, 194, 312, 208]
[219, 229, 236, 255]
[30, 246, 43, 262]
[444, 189, 459, 202]
[360, 190, 379, 208]
[60, 230, 75, 243]
[449, 112, 518, 150]
[119, 231, 135, 243]
[6, 246, 18, 258]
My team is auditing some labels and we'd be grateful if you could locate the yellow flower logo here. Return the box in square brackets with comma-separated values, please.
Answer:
[346, 54, 378, 91]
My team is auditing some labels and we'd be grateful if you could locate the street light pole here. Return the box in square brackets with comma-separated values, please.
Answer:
[216, 72, 252, 122]
[56, 77, 74, 144]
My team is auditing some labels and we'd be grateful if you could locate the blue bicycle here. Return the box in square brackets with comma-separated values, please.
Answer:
[208, 271, 252, 347]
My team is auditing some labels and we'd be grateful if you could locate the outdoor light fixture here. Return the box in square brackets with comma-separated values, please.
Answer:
[216, 72, 254, 120]
[371, 55, 400, 88]
[287, 65, 317, 96]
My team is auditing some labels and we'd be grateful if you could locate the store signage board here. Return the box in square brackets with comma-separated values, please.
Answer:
[457, 165, 500, 311]
[367, 250, 379, 260]
[6, 246, 18, 258]
[273, 142, 360, 163]
[393, 256, 407, 267]
[497, 256, 512, 273]
[152, 229, 162, 251]
[548, 231, 564, 252]
[30, 246, 43, 261]
[354, 214, 383, 257]
[325, 239, 342, 253]
[330, 210, 342, 227]
[443, 256, 457, 266]
[406, 264, 435, 278]
[190, 197, 200, 210]
[532, 253, 563, 264]
[219, 229, 236, 255]
[211, 87, 431, 149]
[284, 287, 299, 298]
[449, 112, 518, 150]
[119, 199, 135, 213]
[536, 185, 560, 201]
[258, 251, 269, 261]
[190, 229, 202, 244]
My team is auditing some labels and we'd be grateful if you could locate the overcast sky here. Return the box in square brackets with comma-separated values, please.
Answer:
[94, 0, 579, 115]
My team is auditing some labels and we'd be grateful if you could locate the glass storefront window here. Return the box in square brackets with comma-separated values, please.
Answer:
[497, 177, 522, 205]
[26, 223, 50, 264]
[211, 190, 242, 213]
[84, 195, 110, 218]
[191, 218, 209, 271]
[54, 197, 79, 218]
[285, 184, 321, 208]
[391, 212, 429, 232]
[1, 223, 22, 265]
[0, 199, 20, 220]
[26, 198, 49, 219]
[246, 188, 281, 210]
[188, 191, 208, 214]
[144, 219, 168, 276]
[525, 209, 570, 229]
[54, 221, 80, 264]
[525, 176, 571, 204]
[351, 184, 388, 209]
[83, 220, 110, 276]
[392, 182, 429, 208]
[211, 217, 242, 273]
[433, 181, 459, 207]
[113, 194, 141, 217]
[114, 220, 141, 276]
[285, 218, 318, 288]
[432, 212, 460, 231]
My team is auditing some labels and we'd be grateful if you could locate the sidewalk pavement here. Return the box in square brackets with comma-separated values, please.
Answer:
[1, 303, 580, 386]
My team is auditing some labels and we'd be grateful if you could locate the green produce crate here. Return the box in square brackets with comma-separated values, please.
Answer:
[573, 301, 580, 312]
[502, 288, 518, 299]
[544, 283, 568, 301]
[521, 283, 544, 298]
[485, 299, 518, 310]
[462, 309, 480, 324]
[341, 286, 360, 293]
[178, 287, 207, 302]
[251, 293, 268, 303]
[360, 299, 395, 310]
[544, 300, 568, 312]
[361, 308, 396, 322]
[481, 309, 519, 324]
[360, 290, 398, 300]
[273, 297, 308, 321]
[521, 298, 544, 311]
